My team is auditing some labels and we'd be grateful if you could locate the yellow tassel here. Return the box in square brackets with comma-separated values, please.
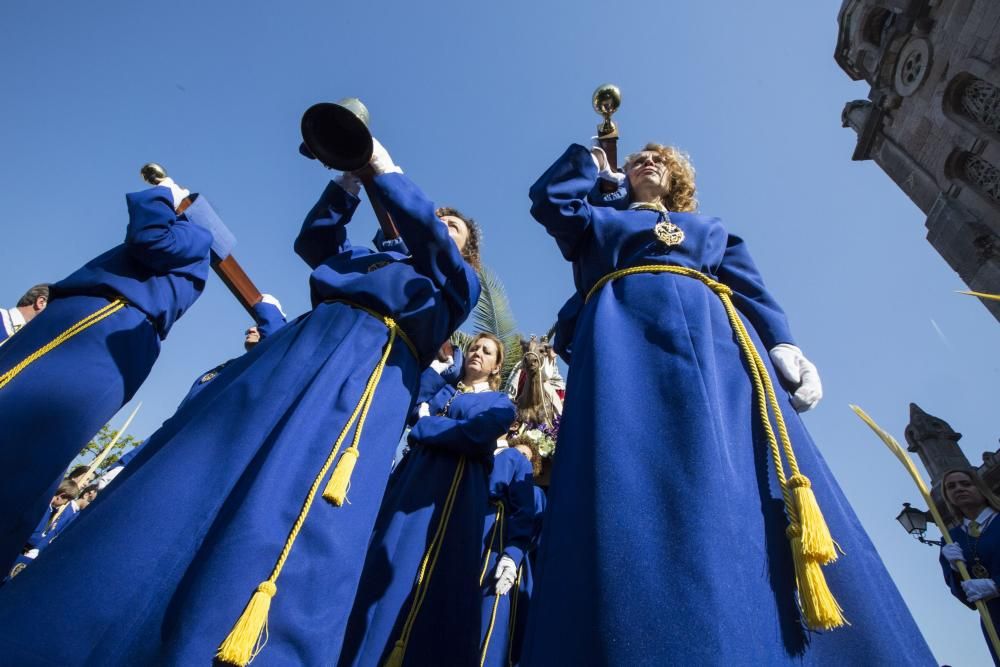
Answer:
[383, 640, 405, 667]
[323, 446, 359, 506]
[216, 580, 276, 666]
[788, 530, 845, 631]
[789, 474, 837, 564]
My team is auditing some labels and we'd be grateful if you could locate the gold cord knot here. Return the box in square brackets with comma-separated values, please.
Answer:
[257, 581, 277, 597]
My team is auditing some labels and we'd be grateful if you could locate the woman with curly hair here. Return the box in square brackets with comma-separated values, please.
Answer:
[338, 332, 516, 667]
[522, 141, 935, 664]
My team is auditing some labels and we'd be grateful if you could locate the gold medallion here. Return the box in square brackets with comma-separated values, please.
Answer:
[654, 217, 685, 247]
[972, 561, 991, 578]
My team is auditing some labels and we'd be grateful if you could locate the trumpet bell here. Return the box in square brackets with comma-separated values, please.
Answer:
[301, 98, 373, 171]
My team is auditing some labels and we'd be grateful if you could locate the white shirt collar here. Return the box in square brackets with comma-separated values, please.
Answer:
[1, 307, 24, 336]
[963, 506, 997, 531]
[469, 381, 491, 393]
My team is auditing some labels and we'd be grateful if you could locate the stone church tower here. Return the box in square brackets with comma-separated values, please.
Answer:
[835, 1, 1000, 323]
[904, 403, 970, 484]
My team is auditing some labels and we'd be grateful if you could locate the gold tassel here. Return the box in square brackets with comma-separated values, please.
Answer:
[383, 640, 405, 667]
[216, 581, 277, 666]
[323, 446, 359, 506]
[789, 474, 837, 564]
[788, 530, 845, 631]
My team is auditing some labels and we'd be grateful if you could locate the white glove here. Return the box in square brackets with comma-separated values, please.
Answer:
[494, 555, 518, 595]
[768, 344, 823, 412]
[589, 146, 626, 185]
[941, 543, 966, 570]
[333, 171, 362, 196]
[962, 578, 999, 602]
[369, 138, 403, 176]
[259, 293, 287, 318]
[429, 356, 454, 375]
[156, 176, 190, 210]
[417, 402, 430, 419]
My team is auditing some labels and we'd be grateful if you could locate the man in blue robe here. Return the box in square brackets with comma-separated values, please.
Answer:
[0, 178, 213, 573]
[0, 284, 49, 345]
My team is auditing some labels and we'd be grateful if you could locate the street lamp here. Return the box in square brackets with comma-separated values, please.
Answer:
[896, 502, 944, 547]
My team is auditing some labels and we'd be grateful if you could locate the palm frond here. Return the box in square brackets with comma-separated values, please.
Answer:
[467, 265, 522, 381]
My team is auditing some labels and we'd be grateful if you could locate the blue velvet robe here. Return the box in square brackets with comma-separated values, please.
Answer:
[0, 187, 211, 574]
[0, 174, 479, 666]
[480, 448, 536, 667]
[338, 372, 515, 667]
[941, 520, 1000, 664]
[521, 144, 935, 665]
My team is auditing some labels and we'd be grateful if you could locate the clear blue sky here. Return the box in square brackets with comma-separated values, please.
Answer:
[2, 2, 997, 663]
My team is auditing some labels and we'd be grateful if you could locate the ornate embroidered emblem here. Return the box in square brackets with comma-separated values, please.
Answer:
[199, 370, 220, 384]
[9, 562, 26, 579]
[367, 260, 393, 273]
[654, 215, 685, 247]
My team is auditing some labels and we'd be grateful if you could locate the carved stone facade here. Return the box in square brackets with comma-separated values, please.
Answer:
[836, 0, 1000, 322]
[904, 402, 1000, 526]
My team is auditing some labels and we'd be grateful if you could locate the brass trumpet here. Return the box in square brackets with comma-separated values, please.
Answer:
[300, 97, 399, 239]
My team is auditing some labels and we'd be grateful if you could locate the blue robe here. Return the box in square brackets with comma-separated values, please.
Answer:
[498, 484, 546, 667]
[941, 520, 1000, 664]
[0, 186, 211, 573]
[0, 174, 479, 666]
[521, 144, 935, 665]
[338, 372, 515, 667]
[480, 448, 536, 667]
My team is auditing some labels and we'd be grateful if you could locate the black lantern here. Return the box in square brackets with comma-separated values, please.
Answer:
[896, 502, 944, 546]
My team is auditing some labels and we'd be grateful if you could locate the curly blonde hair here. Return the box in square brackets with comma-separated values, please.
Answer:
[436, 206, 482, 271]
[624, 143, 698, 213]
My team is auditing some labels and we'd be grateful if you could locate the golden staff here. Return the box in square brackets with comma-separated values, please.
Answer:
[850, 404, 1000, 656]
[47, 403, 141, 530]
[957, 290, 1000, 302]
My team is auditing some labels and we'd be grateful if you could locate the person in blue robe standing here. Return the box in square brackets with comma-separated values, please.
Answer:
[175, 294, 287, 411]
[0, 177, 213, 574]
[479, 445, 537, 667]
[338, 332, 516, 667]
[0, 139, 481, 667]
[939, 468, 1000, 664]
[520, 141, 936, 665]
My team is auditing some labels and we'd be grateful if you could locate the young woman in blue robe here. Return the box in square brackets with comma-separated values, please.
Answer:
[479, 445, 537, 667]
[338, 332, 516, 667]
[939, 468, 1000, 664]
[520, 142, 936, 665]
[0, 181, 212, 574]
[0, 141, 481, 667]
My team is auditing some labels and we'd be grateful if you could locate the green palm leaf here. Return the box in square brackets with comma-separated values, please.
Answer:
[465, 265, 522, 382]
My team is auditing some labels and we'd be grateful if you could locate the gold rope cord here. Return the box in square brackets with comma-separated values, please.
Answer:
[585, 264, 844, 629]
[217, 315, 402, 666]
[0, 298, 127, 391]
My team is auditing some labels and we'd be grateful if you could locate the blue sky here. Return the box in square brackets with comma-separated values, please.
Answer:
[2, 1, 998, 663]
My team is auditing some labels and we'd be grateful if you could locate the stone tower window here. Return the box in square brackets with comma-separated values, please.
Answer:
[959, 79, 1000, 135]
[962, 153, 1000, 204]
[894, 38, 930, 96]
